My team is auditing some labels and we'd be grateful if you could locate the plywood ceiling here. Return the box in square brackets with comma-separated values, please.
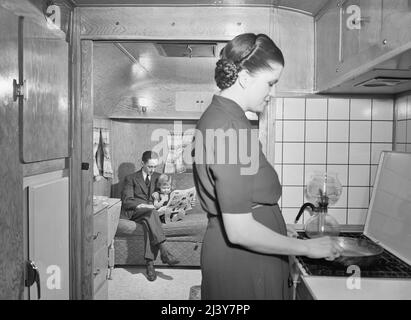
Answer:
[95, 41, 221, 86]
[71, 0, 329, 16]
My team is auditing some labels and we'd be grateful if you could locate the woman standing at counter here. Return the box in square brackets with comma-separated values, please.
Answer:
[192, 33, 343, 300]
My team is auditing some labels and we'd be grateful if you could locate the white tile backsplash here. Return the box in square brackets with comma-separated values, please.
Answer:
[306, 121, 327, 142]
[283, 143, 305, 163]
[350, 121, 371, 142]
[327, 165, 348, 186]
[328, 99, 350, 120]
[349, 165, 370, 186]
[328, 208, 348, 224]
[305, 165, 326, 183]
[396, 96, 408, 120]
[348, 187, 370, 208]
[328, 121, 349, 142]
[347, 209, 368, 225]
[283, 121, 305, 141]
[350, 99, 372, 120]
[327, 143, 349, 164]
[282, 186, 304, 207]
[373, 99, 394, 120]
[349, 143, 371, 164]
[275, 95, 396, 227]
[305, 143, 327, 164]
[396, 143, 406, 152]
[306, 99, 328, 120]
[396, 121, 407, 144]
[282, 165, 304, 186]
[372, 121, 393, 143]
[283, 98, 305, 119]
[407, 96, 411, 119]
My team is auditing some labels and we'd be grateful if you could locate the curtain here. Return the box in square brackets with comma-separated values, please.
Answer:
[93, 127, 101, 180]
[101, 128, 113, 179]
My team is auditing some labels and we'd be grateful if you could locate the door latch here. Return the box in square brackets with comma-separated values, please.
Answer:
[25, 260, 41, 300]
[13, 79, 28, 101]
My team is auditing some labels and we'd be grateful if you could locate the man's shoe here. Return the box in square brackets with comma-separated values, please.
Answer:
[146, 261, 157, 281]
[160, 251, 180, 266]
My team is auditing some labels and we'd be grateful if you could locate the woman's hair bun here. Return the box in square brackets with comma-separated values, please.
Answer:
[214, 59, 239, 90]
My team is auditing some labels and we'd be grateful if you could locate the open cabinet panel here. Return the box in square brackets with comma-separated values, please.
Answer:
[20, 16, 70, 163]
[26, 175, 70, 300]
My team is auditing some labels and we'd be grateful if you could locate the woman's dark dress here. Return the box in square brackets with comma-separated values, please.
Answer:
[192, 95, 291, 300]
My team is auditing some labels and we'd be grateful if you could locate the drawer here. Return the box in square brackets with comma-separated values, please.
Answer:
[93, 208, 108, 252]
[93, 245, 108, 293]
[94, 278, 108, 300]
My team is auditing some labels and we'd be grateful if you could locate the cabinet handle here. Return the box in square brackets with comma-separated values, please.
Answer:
[93, 232, 101, 240]
[93, 268, 101, 277]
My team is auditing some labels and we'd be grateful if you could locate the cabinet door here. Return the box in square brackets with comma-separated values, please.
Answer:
[27, 176, 69, 300]
[20, 17, 69, 163]
[340, 0, 383, 70]
[381, 0, 411, 50]
[316, 2, 341, 90]
[274, 9, 315, 95]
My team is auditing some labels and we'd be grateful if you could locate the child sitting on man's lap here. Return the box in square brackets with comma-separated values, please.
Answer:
[152, 174, 186, 223]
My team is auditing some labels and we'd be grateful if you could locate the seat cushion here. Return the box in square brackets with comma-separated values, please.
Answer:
[115, 211, 207, 242]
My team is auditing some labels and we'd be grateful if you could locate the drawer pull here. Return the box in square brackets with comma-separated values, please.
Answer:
[93, 232, 101, 240]
[93, 268, 101, 277]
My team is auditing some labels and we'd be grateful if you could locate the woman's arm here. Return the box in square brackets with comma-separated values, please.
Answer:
[222, 213, 342, 259]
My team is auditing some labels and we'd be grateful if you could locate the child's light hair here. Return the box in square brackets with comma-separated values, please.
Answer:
[157, 174, 172, 188]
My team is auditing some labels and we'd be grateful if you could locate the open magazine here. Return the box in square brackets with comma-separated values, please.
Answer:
[164, 187, 197, 212]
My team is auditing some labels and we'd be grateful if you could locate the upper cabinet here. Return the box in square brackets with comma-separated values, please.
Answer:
[316, 0, 411, 94]
[272, 9, 315, 96]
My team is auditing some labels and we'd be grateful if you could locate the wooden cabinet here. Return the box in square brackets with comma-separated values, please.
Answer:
[24, 172, 70, 300]
[316, 0, 411, 92]
[93, 205, 108, 300]
[272, 9, 315, 95]
[316, 2, 341, 90]
[20, 14, 70, 163]
[381, 0, 411, 50]
[340, 0, 383, 68]
[92, 198, 121, 299]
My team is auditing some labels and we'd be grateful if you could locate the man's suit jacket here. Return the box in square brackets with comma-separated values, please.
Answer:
[121, 170, 161, 217]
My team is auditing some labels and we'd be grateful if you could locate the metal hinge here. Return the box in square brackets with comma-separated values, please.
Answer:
[13, 79, 28, 101]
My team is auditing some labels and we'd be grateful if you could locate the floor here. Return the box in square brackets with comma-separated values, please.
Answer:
[108, 266, 202, 300]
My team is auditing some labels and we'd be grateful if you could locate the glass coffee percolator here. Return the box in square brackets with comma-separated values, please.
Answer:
[294, 172, 342, 238]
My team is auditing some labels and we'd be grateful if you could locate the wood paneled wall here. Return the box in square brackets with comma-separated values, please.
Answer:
[0, 6, 24, 300]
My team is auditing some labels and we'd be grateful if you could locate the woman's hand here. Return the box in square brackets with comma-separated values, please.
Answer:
[304, 237, 344, 261]
[286, 224, 298, 238]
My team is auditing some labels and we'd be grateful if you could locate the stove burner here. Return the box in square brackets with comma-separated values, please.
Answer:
[296, 232, 411, 278]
